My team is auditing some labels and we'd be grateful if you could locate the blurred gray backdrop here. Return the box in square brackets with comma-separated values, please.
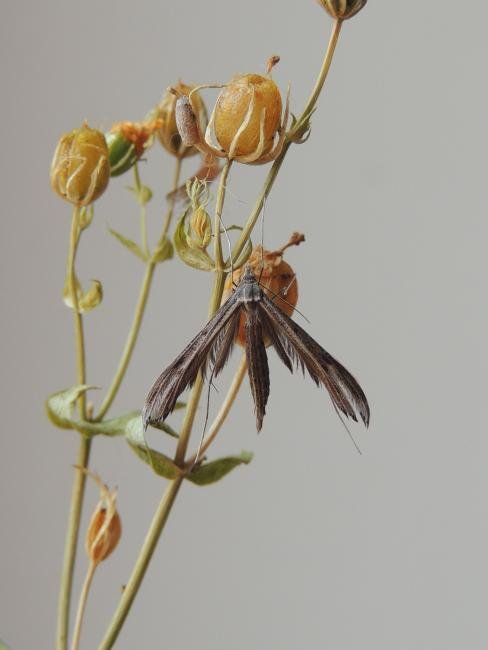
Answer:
[2, 1, 488, 648]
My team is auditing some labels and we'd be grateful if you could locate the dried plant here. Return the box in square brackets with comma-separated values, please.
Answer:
[46, 4, 370, 648]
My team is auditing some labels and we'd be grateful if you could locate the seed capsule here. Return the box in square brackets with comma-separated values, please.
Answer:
[317, 0, 367, 20]
[50, 123, 110, 206]
[213, 74, 282, 158]
[223, 233, 304, 346]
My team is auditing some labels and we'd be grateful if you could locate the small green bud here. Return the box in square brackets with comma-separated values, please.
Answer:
[50, 123, 110, 206]
[105, 131, 139, 177]
[317, 0, 367, 20]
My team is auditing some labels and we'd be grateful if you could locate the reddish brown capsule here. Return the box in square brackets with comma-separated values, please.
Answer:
[223, 233, 304, 346]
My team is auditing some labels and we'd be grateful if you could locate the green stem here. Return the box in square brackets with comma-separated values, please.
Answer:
[57, 207, 90, 650]
[95, 158, 182, 422]
[213, 160, 232, 270]
[231, 18, 342, 263]
[99, 201, 229, 650]
[95, 262, 156, 421]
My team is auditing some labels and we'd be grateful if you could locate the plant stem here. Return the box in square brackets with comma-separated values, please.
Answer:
[99, 173, 231, 648]
[98, 477, 183, 650]
[231, 18, 342, 264]
[71, 561, 97, 650]
[95, 262, 156, 420]
[57, 207, 90, 650]
[186, 353, 247, 467]
[213, 160, 232, 270]
[95, 158, 182, 421]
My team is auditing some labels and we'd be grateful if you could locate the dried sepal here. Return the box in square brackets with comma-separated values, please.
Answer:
[63, 275, 103, 312]
[79, 468, 122, 566]
[317, 0, 367, 20]
[157, 82, 207, 158]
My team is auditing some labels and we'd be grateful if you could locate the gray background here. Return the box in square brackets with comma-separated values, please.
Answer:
[1, 1, 487, 648]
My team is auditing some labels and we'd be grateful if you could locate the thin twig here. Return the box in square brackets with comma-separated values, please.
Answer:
[57, 206, 90, 650]
[71, 561, 96, 650]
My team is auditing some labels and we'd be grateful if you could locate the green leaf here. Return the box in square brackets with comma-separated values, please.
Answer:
[174, 209, 215, 271]
[149, 421, 179, 439]
[108, 227, 148, 261]
[45, 385, 97, 429]
[151, 236, 174, 264]
[0, 639, 11, 650]
[125, 420, 181, 479]
[73, 410, 140, 437]
[186, 451, 253, 486]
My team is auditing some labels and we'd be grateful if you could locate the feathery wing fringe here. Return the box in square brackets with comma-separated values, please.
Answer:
[245, 304, 270, 431]
[259, 293, 370, 427]
[142, 293, 240, 428]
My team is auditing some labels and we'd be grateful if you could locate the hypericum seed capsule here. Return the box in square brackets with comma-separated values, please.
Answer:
[157, 82, 207, 158]
[213, 74, 282, 158]
[317, 0, 367, 20]
[50, 123, 110, 206]
[223, 233, 304, 346]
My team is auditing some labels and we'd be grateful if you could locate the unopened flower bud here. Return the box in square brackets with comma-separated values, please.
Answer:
[317, 0, 367, 20]
[50, 123, 110, 206]
[223, 232, 305, 346]
[188, 205, 212, 251]
[157, 82, 207, 158]
[77, 467, 122, 566]
[213, 74, 282, 158]
[86, 503, 121, 564]
[107, 117, 163, 177]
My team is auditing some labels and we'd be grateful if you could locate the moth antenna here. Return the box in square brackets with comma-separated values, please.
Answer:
[331, 402, 363, 456]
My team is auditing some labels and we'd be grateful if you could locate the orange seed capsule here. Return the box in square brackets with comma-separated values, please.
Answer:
[213, 74, 282, 158]
[223, 233, 304, 346]
[86, 504, 122, 565]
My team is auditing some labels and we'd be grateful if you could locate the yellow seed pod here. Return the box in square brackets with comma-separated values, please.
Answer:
[157, 82, 207, 158]
[317, 0, 367, 20]
[213, 74, 282, 158]
[50, 123, 110, 206]
[223, 233, 304, 346]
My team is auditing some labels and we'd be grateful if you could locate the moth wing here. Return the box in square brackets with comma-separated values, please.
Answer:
[245, 303, 270, 431]
[259, 295, 370, 427]
[143, 293, 241, 428]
